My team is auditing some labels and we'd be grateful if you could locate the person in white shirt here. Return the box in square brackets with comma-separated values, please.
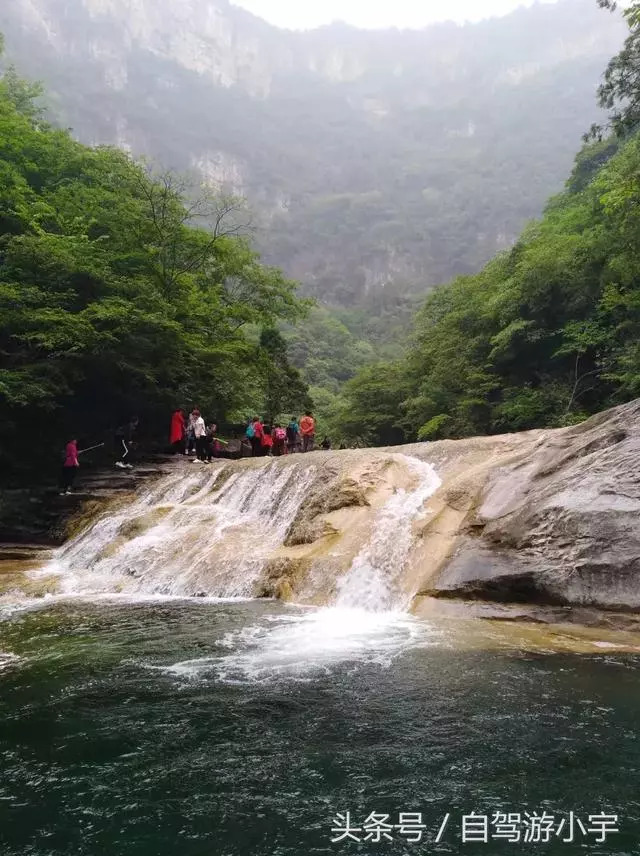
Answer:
[192, 409, 207, 462]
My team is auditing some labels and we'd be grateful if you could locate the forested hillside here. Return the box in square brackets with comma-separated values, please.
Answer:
[335, 2, 640, 447]
[0, 0, 625, 307]
[2, 0, 638, 462]
[0, 42, 309, 479]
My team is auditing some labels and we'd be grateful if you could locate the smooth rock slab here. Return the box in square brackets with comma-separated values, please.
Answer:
[423, 400, 640, 611]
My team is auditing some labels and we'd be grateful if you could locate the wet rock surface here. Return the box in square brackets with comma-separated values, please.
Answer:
[3, 402, 640, 625]
[418, 400, 640, 612]
[0, 457, 177, 545]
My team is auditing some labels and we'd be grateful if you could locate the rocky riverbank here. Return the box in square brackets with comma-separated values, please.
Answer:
[411, 398, 640, 615]
[244, 398, 640, 622]
[2, 401, 639, 628]
[0, 458, 177, 545]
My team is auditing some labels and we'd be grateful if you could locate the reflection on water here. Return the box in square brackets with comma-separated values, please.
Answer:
[1, 599, 640, 855]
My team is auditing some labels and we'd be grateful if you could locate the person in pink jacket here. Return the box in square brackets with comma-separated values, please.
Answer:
[60, 439, 80, 495]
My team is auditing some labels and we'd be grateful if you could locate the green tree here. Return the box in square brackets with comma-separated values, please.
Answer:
[339, 364, 409, 447]
[259, 328, 312, 424]
[339, 131, 640, 444]
[0, 59, 309, 479]
[592, 1, 640, 137]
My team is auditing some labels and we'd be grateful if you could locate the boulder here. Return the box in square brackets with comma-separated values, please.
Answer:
[421, 400, 640, 611]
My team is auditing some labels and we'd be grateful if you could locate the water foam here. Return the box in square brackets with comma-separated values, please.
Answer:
[42, 462, 317, 598]
[153, 606, 446, 684]
[149, 456, 444, 683]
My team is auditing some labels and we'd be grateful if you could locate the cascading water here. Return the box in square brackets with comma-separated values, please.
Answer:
[41, 461, 318, 599]
[155, 455, 445, 681]
[22, 453, 445, 681]
[36, 454, 440, 609]
[333, 457, 442, 612]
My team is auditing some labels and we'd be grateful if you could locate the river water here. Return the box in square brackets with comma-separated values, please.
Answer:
[2, 598, 639, 855]
[1, 457, 639, 854]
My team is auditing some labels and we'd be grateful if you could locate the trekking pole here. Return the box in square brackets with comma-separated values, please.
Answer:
[78, 443, 105, 455]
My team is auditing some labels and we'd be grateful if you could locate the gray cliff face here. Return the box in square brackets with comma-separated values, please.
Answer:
[0, 0, 628, 304]
[2, 0, 624, 95]
[419, 400, 640, 612]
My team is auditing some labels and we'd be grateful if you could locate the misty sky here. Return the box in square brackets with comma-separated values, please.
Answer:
[231, 0, 559, 30]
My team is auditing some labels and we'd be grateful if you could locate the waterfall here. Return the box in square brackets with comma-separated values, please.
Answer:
[32, 453, 441, 615]
[44, 462, 317, 598]
[334, 457, 441, 612]
[22, 454, 446, 681]
[162, 456, 444, 682]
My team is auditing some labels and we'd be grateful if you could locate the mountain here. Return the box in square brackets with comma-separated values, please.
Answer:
[0, 0, 626, 307]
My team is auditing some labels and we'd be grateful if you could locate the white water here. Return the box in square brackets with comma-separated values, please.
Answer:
[23, 454, 444, 681]
[43, 462, 317, 598]
[154, 607, 447, 684]
[334, 457, 441, 612]
[207, 456, 443, 681]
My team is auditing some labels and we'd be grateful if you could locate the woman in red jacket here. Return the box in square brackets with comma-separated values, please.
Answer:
[170, 409, 185, 454]
[60, 439, 79, 495]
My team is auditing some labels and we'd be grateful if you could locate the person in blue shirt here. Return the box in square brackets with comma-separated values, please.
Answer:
[286, 417, 299, 454]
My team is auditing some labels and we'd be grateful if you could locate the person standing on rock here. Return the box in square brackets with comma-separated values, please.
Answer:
[192, 410, 207, 462]
[186, 407, 199, 456]
[286, 417, 299, 454]
[261, 424, 274, 457]
[115, 416, 138, 470]
[170, 408, 185, 454]
[205, 422, 220, 462]
[250, 417, 264, 457]
[272, 424, 287, 457]
[300, 412, 315, 453]
[245, 418, 255, 446]
[60, 439, 80, 495]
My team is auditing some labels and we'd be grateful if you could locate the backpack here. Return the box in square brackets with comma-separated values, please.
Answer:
[274, 427, 286, 442]
[246, 424, 255, 439]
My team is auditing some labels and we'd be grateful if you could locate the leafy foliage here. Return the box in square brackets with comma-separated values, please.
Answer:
[340, 125, 640, 444]
[593, 1, 640, 137]
[259, 327, 312, 424]
[0, 59, 309, 477]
